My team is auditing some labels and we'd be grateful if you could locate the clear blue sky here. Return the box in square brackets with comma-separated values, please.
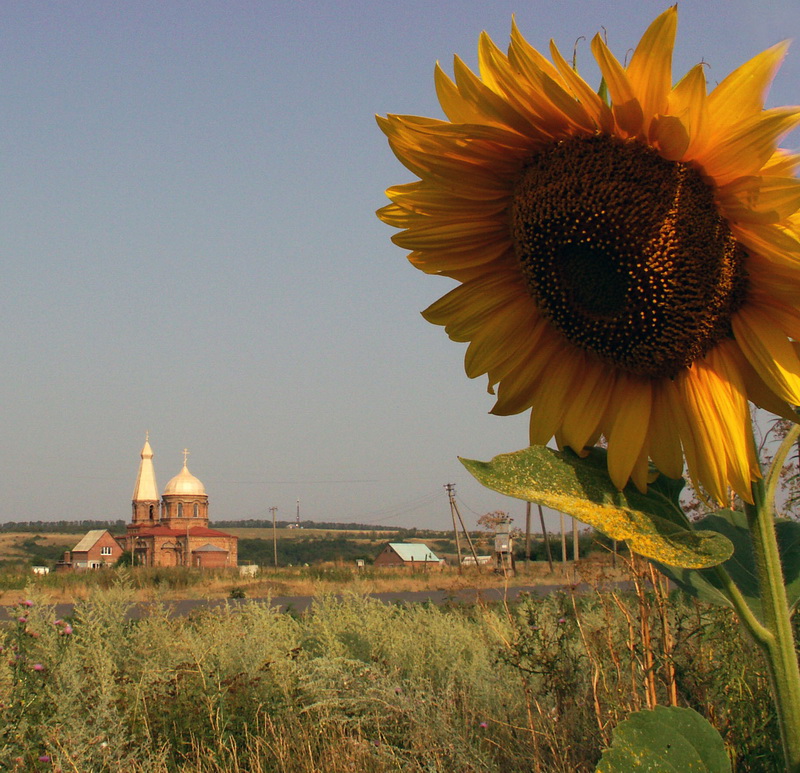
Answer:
[2, 0, 799, 531]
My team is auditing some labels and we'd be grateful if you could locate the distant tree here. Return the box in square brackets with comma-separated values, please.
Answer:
[116, 550, 134, 567]
[477, 511, 511, 532]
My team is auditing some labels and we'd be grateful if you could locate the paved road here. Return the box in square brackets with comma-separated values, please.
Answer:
[0, 582, 619, 622]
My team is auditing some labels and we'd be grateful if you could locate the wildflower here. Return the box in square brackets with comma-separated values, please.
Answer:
[38, 755, 50, 763]
[558, 617, 567, 624]
[378, 8, 800, 503]
[479, 721, 489, 729]
[33, 663, 44, 672]
[17, 617, 27, 624]
[21, 600, 33, 608]
[61, 624, 73, 636]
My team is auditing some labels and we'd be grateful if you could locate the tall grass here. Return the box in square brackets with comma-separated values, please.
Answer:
[0, 562, 778, 772]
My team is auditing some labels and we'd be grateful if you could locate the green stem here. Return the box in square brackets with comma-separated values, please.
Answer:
[743, 476, 800, 772]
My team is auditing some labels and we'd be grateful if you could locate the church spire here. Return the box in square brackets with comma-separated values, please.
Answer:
[132, 433, 159, 502]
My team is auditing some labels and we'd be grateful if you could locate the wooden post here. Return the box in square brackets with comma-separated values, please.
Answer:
[525, 501, 531, 567]
[538, 504, 554, 573]
[573, 517, 579, 562]
[270, 506, 278, 568]
[445, 483, 463, 573]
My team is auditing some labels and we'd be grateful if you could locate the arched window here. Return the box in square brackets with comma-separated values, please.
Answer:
[177, 502, 183, 518]
[193, 503, 199, 518]
[149, 505, 155, 521]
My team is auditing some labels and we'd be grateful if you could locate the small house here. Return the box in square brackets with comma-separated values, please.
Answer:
[68, 530, 125, 569]
[374, 542, 442, 568]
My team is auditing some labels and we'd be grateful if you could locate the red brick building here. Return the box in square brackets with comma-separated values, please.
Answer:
[125, 437, 238, 568]
[67, 529, 124, 569]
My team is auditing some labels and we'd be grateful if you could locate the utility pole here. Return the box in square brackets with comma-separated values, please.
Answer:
[538, 504, 554, 573]
[270, 506, 278, 568]
[445, 483, 463, 573]
[445, 484, 481, 571]
[573, 517, 579, 562]
[525, 501, 531, 567]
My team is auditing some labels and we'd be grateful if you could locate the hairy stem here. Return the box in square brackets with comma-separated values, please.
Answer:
[744, 477, 800, 772]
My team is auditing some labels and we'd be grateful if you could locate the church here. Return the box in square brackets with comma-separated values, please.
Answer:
[125, 436, 238, 569]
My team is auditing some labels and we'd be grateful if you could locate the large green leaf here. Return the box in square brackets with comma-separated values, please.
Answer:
[596, 706, 731, 772]
[656, 509, 800, 619]
[460, 446, 733, 569]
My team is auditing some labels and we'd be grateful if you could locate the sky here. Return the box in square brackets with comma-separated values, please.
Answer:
[2, 0, 800, 532]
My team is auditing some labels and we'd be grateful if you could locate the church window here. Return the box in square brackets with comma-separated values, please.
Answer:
[177, 503, 183, 518]
[194, 503, 199, 518]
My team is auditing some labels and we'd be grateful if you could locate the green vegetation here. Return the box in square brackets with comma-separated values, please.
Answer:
[239, 536, 380, 566]
[0, 564, 780, 772]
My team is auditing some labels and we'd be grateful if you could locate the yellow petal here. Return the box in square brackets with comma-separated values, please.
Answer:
[491, 329, 563, 415]
[434, 64, 487, 125]
[730, 221, 800, 267]
[464, 297, 538, 378]
[649, 114, 689, 161]
[724, 339, 798, 421]
[384, 182, 508, 219]
[527, 350, 587, 445]
[707, 41, 790, 132]
[626, 6, 677, 130]
[392, 219, 510, 251]
[452, 55, 534, 136]
[671, 369, 728, 503]
[701, 343, 760, 496]
[648, 382, 684, 480]
[606, 374, 652, 491]
[732, 304, 800, 405]
[718, 175, 800, 225]
[668, 64, 708, 158]
[699, 107, 800, 186]
[560, 359, 615, 452]
[422, 272, 521, 331]
[591, 33, 643, 137]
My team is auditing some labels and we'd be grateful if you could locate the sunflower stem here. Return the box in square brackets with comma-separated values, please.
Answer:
[743, 476, 800, 772]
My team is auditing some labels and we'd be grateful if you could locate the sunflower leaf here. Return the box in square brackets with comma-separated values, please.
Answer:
[595, 706, 731, 772]
[655, 509, 800, 620]
[459, 445, 733, 569]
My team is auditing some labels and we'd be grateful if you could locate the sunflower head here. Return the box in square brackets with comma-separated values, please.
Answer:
[378, 7, 800, 504]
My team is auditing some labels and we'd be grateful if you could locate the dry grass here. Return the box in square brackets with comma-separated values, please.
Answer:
[0, 554, 625, 607]
[0, 532, 77, 559]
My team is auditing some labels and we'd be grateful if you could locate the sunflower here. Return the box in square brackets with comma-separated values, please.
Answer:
[377, 7, 800, 504]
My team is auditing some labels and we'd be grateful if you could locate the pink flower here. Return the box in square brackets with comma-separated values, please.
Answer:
[21, 599, 34, 608]
[479, 721, 489, 729]
[33, 663, 44, 671]
[61, 625, 73, 636]
[38, 754, 50, 762]
[17, 617, 27, 624]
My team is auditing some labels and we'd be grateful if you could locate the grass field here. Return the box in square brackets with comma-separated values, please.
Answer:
[0, 559, 779, 772]
[0, 557, 613, 607]
[0, 525, 613, 607]
[0, 533, 77, 562]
